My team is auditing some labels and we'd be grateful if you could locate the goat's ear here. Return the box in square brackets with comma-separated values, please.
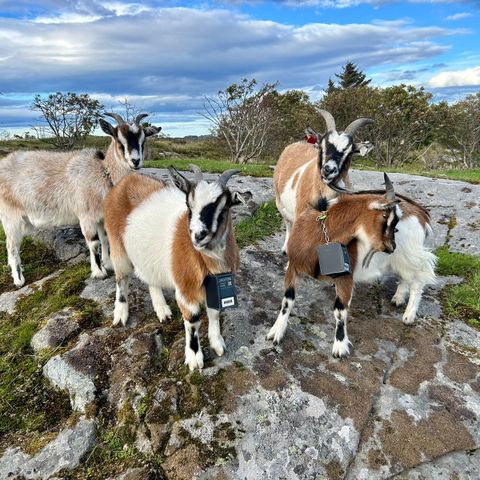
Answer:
[353, 141, 373, 157]
[368, 200, 387, 211]
[99, 119, 116, 137]
[168, 166, 191, 194]
[144, 125, 162, 137]
[231, 190, 252, 206]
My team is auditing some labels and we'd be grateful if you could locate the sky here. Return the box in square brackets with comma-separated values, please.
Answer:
[0, 0, 479, 137]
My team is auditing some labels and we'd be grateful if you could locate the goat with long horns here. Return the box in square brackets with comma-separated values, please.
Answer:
[273, 109, 374, 255]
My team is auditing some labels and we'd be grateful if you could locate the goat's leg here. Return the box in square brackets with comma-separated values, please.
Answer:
[177, 296, 203, 371]
[149, 285, 172, 322]
[80, 219, 107, 279]
[97, 222, 113, 271]
[3, 220, 25, 287]
[267, 266, 297, 344]
[391, 280, 409, 306]
[111, 253, 133, 326]
[332, 277, 354, 359]
[282, 219, 292, 256]
[207, 308, 226, 356]
[402, 280, 425, 325]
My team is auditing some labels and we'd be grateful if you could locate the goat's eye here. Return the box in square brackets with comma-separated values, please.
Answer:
[395, 228, 399, 233]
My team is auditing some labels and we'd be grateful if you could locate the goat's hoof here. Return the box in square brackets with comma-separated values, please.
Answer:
[402, 313, 416, 325]
[155, 305, 172, 323]
[266, 325, 286, 345]
[113, 302, 129, 326]
[209, 335, 226, 357]
[332, 339, 352, 359]
[91, 268, 108, 280]
[185, 349, 204, 371]
[14, 277, 25, 288]
[391, 295, 405, 307]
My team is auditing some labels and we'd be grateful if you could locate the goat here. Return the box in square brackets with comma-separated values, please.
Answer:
[0, 113, 160, 287]
[104, 165, 247, 371]
[274, 110, 373, 254]
[267, 174, 436, 358]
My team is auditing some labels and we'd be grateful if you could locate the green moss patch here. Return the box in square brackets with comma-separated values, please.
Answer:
[236, 201, 283, 248]
[0, 226, 59, 294]
[0, 262, 103, 451]
[436, 247, 480, 328]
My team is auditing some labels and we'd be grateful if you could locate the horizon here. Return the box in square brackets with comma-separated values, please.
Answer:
[0, 0, 479, 137]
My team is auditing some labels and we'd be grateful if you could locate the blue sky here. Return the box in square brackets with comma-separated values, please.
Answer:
[0, 0, 479, 136]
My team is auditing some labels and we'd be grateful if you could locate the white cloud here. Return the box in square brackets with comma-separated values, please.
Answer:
[429, 65, 480, 87]
[0, 5, 467, 133]
[446, 12, 473, 21]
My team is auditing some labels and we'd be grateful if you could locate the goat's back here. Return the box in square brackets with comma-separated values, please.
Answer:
[0, 149, 108, 223]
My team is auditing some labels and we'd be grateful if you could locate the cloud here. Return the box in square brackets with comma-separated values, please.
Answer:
[429, 65, 480, 87]
[0, 5, 466, 133]
[446, 12, 473, 21]
[217, 0, 471, 7]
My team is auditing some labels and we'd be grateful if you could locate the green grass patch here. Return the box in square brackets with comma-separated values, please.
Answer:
[435, 247, 480, 328]
[235, 201, 283, 248]
[0, 226, 59, 294]
[144, 157, 274, 177]
[0, 262, 102, 447]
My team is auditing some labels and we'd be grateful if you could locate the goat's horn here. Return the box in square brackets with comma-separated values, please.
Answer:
[189, 164, 204, 183]
[383, 173, 396, 202]
[134, 113, 149, 125]
[104, 112, 126, 125]
[344, 117, 374, 137]
[318, 109, 336, 132]
[218, 169, 241, 188]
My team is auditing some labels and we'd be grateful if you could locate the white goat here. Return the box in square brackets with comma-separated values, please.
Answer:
[0, 113, 160, 286]
[268, 174, 437, 357]
[104, 165, 247, 371]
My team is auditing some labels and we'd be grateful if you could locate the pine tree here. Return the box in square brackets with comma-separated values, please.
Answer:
[324, 78, 337, 95]
[335, 62, 371, 89]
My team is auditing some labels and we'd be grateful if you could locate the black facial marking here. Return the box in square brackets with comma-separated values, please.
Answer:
[124, 129, 143, 153]
[199, 194, 226, 231]
[285, 287, 295, 301]
[334, 297, 344, 311]
[336, 320, 345, 341]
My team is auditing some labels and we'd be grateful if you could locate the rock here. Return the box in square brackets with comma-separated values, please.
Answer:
[34, 226, 88, 262]
[31, 308, 80, 352]
[43, 333, 105, 412]
[0, 417, 95, 479]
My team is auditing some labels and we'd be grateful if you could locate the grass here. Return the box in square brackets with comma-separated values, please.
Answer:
[436, 246, 480, 329]
[235, 201, 283, 248]
[0, 225, 60, 294]
[144, 157, 274, 177]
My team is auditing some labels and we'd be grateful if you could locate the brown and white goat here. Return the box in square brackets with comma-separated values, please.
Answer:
[104, 166, 247, 370]
[274, 110, 373, 254]
[267, 174, 437, 358]
[0, 113, 160, 287]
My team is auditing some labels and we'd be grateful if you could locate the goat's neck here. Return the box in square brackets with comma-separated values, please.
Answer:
[104, 142, 132, 185]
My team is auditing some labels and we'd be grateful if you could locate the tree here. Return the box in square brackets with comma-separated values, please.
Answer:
[202, 78, 278, 164]
[335, 62, 371, 89]
[445, 93, 480, 168]
[31, 92, 103, 149]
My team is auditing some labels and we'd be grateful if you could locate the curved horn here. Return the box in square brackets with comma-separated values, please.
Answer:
[318, 109, 336, 132]
[218, 169, 241, 188]
[189, 164, 204, 183]
[383, 173, 396, 202]
[134, 113, 149, 125]
[344, 117, 374, 137]
[104, 112, 126, 125]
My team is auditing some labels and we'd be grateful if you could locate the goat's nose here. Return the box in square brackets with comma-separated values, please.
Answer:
[323, 164, 336, 175]
[132, 158, 140, 167]
[195, 230, 208, 243]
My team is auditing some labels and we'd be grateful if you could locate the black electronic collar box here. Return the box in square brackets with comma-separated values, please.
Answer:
[317, 243, 352, 278]
[205, 273, 238, 311]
